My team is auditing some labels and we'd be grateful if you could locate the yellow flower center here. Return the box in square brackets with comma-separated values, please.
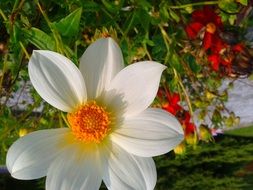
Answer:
[67, 101, 111, 143]
[206, 22, 216, 34]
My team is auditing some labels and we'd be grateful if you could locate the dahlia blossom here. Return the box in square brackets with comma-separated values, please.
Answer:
[185, 6, 223, 50]
[6, 37, 184, 190]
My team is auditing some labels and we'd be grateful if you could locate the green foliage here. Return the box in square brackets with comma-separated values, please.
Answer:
[155, 135, 253, 190]
[23, 27, 56, 50]
[218, 0, 239, 13]
[225, 126, 253, 137]
[184, 54, 201, 74]
[52, 8, 82, 38]
[238, 0, 248, 6]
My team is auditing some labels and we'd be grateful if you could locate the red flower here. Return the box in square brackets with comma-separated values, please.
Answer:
[185, 6, 223, 50]
[208, 43, 245, 71]
[162, 92, 182, 115]
[158, 88, 198, 144]
[181, 111, 196, 136]
[157, 88, 165, 99]
[184, 122, 196, 136]
[208, 53, 221, 71]
[183, 111, 191, 123]
[166, 92, 180, 106]
[210, 35, 225, 53]
[232, 43, 244, 52]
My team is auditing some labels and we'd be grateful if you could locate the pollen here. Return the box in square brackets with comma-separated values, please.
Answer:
[206, 23, 216, 34]
[67, 101, 111, 143]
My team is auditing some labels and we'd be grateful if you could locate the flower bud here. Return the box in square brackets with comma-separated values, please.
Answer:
[199, 125, 213, 142]
[19, 128, 29, 137]
[173, 142, 186, 155]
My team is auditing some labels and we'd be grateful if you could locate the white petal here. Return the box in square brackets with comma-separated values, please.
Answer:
[79, 37, 124, 99]
[106, 61, 166, 117]
[6, 128, 70, 179]
[111, 108, 184, 157]
[28, 50, 87, 112]
[46, 144, 103, 190]
[103, 143, 156, 190]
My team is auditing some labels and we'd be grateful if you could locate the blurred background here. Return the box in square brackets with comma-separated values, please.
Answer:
[1, 0, 253, 189]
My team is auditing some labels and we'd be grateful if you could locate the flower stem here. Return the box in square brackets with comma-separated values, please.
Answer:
[159, 25, 172, 45]
[159, 25, 171, 65]
[143, 32, 152, 60]
[101, 7, 125, 37]
[19, 42, 30, 59]
[61, 112, 71, 128]
[173, 68, 194, 117]
[0, 54, 8, 107]
[168, 1, 219, 9]
[37, 2, 65, 55]
[0, 9, 7, 21]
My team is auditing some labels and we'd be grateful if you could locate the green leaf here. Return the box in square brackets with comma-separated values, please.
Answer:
[184, 54, 201, 73]
[8, 23, 21, 44]
[237, 0, 248, 6]
[220, 91, 228, 102]
[169, 9, 180, 23]
[220, 11, 230, 22]
[136, 9, 150, 31]
[82, 1, 100, 12]
[136, 0, 152, 10]
[53, 8, 82, 37]
[212, 109, 222, 125]
[22, 27, 56, 50]
[167, 77, 178, 92]
[143, 38, 155, 46]
[224, 112, 240, 127]
[206, 78, 221, 89]
[220, 11, 237, 24]
[228, 15, 237, 25]
[101, 0, 119, 13]
[171, 53, 183, 73]
[218, 0, 239, 13]
[123, 12, 137, 35]
[160, 6, 170, 21]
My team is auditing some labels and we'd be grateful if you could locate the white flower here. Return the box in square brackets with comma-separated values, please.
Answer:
[6, 37, 184, 190]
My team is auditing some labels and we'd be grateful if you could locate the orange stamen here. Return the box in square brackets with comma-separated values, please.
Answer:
[67, 101, 111, 143]
[206, 23, 216, 34]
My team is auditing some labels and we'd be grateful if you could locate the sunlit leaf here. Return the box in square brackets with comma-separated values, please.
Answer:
[53, 8, 82, 37]
[237, 0, 248, 6]
[169, 9, 180, 23]
[22, 27, 56, 50]
[160, 6, 170, 21]
[218, 0, 239, 13]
